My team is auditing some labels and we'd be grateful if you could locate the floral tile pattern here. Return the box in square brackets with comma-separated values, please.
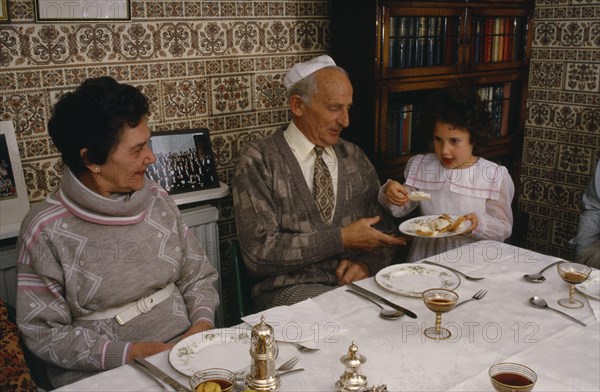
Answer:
[520, 0, 600, 259]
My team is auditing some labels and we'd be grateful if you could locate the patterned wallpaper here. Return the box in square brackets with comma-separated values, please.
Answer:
[520, 0, 600, 259]
[1, 0, 330, 325]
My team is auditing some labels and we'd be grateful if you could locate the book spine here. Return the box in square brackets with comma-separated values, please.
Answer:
[416, 16, 428, 66]
[502, 17, 510, 61]
[443, 17, 457, 65]
[389, 16, 397, 68]
[493, 18, 501, 62]
[513, 17, 523, 61]
[407, 17, 417, 67]
[428, 17, 442, 66]
[398, 16, 409, 68]
[484, 18, 494, 63]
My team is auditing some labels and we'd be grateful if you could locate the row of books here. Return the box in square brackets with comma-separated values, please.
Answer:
[476, 83, 512, 137]
[389, 16, 458, 69]
[471, 17, 527, 64]
[385, 83, 514, 157]
[386, 104, 415, 157]
[388, 15, 527, 69]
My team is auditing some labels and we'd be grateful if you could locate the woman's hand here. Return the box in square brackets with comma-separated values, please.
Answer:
[127, 342, 174, 362]
[178, 320, 214, 341]
[385, 180, 409, 206]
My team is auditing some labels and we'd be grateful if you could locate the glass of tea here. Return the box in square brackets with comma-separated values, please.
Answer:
[190, 368, 235, 392]
[556, 262, 592, 309]
[422, 288, 459, 340]
[489, 362, 537, 392]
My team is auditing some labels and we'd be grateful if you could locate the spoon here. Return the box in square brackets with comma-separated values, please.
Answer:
[528, 296, 587, 326]
[523, 261, 561, 282]
[346, 289, 403, 320]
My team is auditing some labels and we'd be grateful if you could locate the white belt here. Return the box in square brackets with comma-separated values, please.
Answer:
[77, 283, 176, 325]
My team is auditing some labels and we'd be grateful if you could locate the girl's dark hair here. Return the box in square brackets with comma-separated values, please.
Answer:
[48, 76, 149, 175]
[419, 85, 494, 152]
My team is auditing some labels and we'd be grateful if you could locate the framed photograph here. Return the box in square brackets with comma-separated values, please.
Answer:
[146, 128, 220, 195]
[34, 0, 131, 22]
[0, 0, 9, 23]
[0, 121, 30, 239]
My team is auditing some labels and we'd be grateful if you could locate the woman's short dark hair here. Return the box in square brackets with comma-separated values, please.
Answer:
[48, 76, 149, 175]
[420, 85, 493, 152]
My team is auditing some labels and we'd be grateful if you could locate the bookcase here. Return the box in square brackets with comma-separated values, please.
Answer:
[331, 0, 533, 182]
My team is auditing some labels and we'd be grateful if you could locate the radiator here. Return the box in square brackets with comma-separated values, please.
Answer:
[0, 204, 223, 327]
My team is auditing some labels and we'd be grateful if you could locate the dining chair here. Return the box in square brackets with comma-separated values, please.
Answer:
[230, 239, 255, 323]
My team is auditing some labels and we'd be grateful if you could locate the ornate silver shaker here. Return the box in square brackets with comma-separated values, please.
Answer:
[335, 341, 368, 392]
[245, 316, 280, 392]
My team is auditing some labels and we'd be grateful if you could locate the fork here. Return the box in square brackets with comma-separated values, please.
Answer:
[235, 356, 299, 380]
[293, 342, 320, 353]
[422, 260, 485, 281]
[455, 289, 488, 308]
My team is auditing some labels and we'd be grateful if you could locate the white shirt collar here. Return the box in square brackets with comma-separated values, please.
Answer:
[285, 121, 336, 159]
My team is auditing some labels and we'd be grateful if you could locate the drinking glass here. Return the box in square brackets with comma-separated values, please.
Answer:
[489, 362, 537, 392]
[422, 288, 458, 340]
[556, 262, 591, 309]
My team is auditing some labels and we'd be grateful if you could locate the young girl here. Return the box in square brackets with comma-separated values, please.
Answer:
[379, 87, 515, 262]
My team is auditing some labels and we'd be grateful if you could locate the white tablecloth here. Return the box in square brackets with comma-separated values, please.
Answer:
[55, 241, 600, 391]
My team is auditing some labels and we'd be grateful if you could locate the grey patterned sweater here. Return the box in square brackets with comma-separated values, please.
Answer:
[16, 169, 219, 387]
[233, 129, 396, 298]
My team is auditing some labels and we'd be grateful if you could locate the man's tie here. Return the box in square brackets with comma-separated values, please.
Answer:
[313, 146, 335, 223]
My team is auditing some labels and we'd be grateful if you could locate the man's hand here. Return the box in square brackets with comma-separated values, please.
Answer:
[341, 216, 407, 251]
[336, 259, 369, 285]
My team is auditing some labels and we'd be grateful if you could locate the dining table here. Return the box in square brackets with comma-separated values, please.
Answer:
[54, 240, 600, 391]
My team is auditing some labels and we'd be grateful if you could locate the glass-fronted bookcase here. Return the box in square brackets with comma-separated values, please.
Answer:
[331, 0, 533, 181]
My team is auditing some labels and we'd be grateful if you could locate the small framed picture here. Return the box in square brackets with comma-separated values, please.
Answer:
[0, 0, 9, 23]
[34, 0, 131, 22]
[0, 121, 30, 238]
[146, 128, 220, 195]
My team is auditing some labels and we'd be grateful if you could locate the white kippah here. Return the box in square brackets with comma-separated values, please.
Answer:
[283, 55, 337, 90]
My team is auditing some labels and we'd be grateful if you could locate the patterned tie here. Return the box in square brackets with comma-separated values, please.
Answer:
[313, 146, 335, 223]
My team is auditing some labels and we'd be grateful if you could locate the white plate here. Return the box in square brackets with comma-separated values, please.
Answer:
[168, 327, 252, 376]
[375, 263, 461, 297]
[576, 269, 600, 301]
[399, 215, 471, 238]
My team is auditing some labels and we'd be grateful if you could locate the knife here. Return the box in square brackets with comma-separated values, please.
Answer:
[133, 356, 191, 392]
[347, 283, 417, 318]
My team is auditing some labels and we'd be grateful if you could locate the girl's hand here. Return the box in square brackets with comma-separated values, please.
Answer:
[385, 180, 409, 206]
[464, 213, 479, 233]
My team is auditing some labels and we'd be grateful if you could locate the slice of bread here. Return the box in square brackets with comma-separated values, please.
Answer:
[408, 191, 432, 201]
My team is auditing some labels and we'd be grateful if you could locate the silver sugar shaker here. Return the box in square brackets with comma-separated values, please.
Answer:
[335, 341, 368, 391]
[245, 316, 280, 392]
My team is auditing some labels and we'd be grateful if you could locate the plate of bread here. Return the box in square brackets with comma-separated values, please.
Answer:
[399, 214, 471, 237]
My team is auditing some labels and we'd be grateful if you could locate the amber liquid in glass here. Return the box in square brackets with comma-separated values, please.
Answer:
[493, 372, 532, 387]
[425, 297, 455, 312]
[560, 271, 588, 284]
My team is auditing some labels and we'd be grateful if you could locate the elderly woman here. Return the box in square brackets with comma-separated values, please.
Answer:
[16, 76, 219, 388]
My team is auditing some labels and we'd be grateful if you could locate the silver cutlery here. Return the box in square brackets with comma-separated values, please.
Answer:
[346, 289, 404, 319]
[347, 282, 417, 318]
[529, 296, 587, 327]
[523, 260, 561, 283]
[454, 289, 487, 308]
[292, 342, 320, 353]
[133, 356, 191, 392]
[422, 260, 485, 281]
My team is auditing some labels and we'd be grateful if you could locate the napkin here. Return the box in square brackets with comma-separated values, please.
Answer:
[242, 298, 347, 343]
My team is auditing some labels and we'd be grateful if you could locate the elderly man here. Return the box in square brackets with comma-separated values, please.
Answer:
[233, 55, 406, 310]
